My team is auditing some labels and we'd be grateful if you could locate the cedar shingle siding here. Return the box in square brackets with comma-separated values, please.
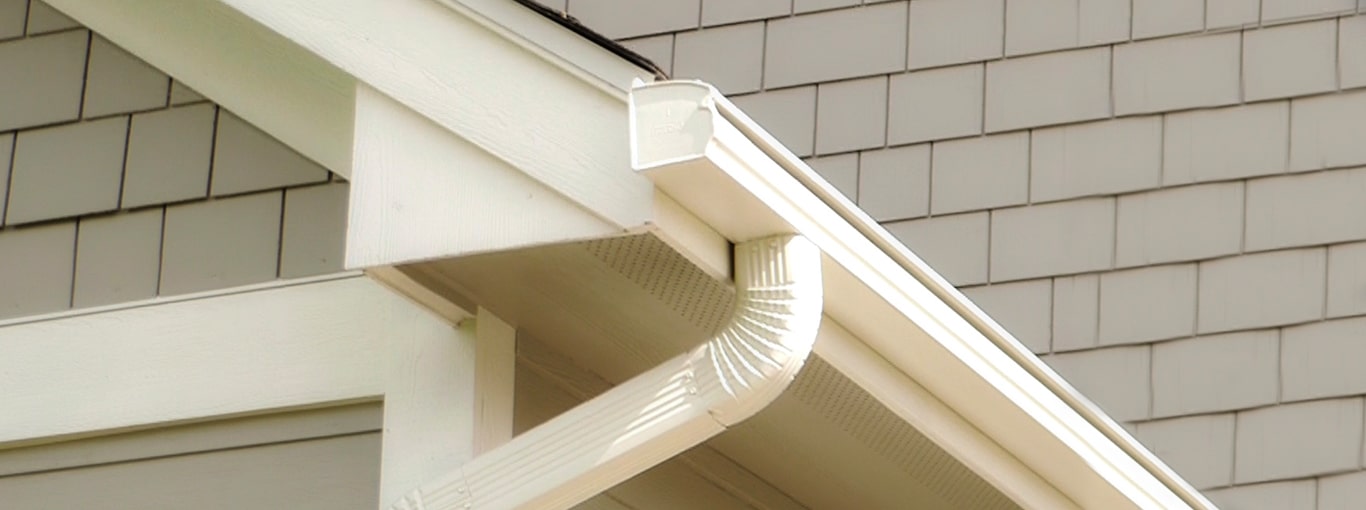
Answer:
[586, 0, 1366, 506]
[0, 0, 346, 320]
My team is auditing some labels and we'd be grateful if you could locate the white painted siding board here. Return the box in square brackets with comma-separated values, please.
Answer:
[1243, 20, 1338, 101]
[0, 222, 74, 320]
[1133, 414, 1234, 489]
[620, 35, 674, 75]
[1044, 345, 1151, 422]
[985, 47, 1111, 132]
[24, 0, 77, 35]
[211, 110, 329, 196]
[907, 0, 1004, 69]
[1261, 0, 1355, 22]
[730, 87, 816, 157]
[72, 208, 163, 308]
[990, 198, 1115, 281]
[1206, 0, 1260, 29]
[1290, 89, 1366, 171]
[1115, 182, 1244, 267]
[0, 0, 25, 39]
[1326, 242, 1366, 317]
[930, 132, 1029, 215]
[1197, 248, 1327, 333]
[1205, 479, 1317, 510]
[887, 64, 984, 144]
[1029, 116, 1162, 203]
[0, 29, 86, 131]
[962, 279, 1052, 354]
[82, 35, 169, 118]
[569, 0, 699, 38]
[805, 153, 859, 201]
[6, 116, 127, 225]
[701, 0, 789, 26]
[884, 212, 989, 286]
[1052, 274, 1099, 352]
[159, 191, 281, 296]
[0, 277, 394, 445]
[1132, 0, 1205, 39]
[1098, 264, 1197, 346]
[1151, 330, 1279, 417]
[815, 76, 887, 154]
[1341, 16, 1366, 89]
[1162, 101, 1289, 185]
[857, 144, 930, 221]
[1234, 398, 1363, 483]
[346, 85, 616, 269]
[1318, 471, 1366, 510]
[1113, 33, 1241, 115]
[1281, 317, 1366, 401]
[673, 23, 763, 95]
[0, 434, 380, 509]
[1245, 168, 1366, 251]
[764, 2, 907, 88]
[122, 103, 215, 208]
[280, 183, 348, 279]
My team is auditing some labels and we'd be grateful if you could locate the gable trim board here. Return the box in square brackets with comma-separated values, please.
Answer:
[6, 1, 1211, 509]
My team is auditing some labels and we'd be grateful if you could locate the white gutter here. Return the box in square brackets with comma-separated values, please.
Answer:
[628, 80, 1217, 510]
[391, 235, 822, 510]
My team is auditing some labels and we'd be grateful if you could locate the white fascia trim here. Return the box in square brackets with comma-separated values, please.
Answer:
[391, 235, 823, 510]
[0, 276, 411, 448]
[629, 80, 1215, 510]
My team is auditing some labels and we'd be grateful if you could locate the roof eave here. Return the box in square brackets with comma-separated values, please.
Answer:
[629, 80, 1214, 510]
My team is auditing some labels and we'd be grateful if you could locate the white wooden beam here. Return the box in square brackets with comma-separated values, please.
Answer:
[217, 0, 656, 229]
[347, 84, 618, 269]
[47, 0, 355, 177]
[379, 307, 479, 509]
[474, 308, 516, 455]
[0, 277, 411, 448]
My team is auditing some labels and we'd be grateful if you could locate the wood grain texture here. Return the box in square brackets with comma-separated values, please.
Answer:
[347, 84, 616, 269]
[0, 276, 417, 447]
[474, 307, 516, 455]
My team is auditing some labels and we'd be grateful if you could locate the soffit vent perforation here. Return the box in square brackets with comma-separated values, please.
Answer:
[791, 357, 1024, 510]
[580, 234, 733, 335]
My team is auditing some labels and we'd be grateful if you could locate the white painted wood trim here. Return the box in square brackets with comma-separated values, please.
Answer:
[0, 277, 409, 448]
[347, 84, 618, 269]
[218, 0, 655, 230]
[379, 308, 479, 509]
[393, 235, 823, 510]
[366, 267, 474, 325]
[629, 80, 1211, 510]
[474, 307, 516, 455]
[48, 0, 355, 177]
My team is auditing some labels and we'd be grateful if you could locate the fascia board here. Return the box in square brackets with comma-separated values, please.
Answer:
[0, 275, 439, 449]
[629, 81, 1213, 510]
[215, 0, 657, 231]
[47, 0, 356, 178]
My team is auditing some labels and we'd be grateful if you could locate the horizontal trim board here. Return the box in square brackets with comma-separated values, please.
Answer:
[0, 276, 425, 448]
[0, 402, 381, 478]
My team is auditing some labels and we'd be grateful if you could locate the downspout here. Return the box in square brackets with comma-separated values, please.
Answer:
[392, 235, 822, 510]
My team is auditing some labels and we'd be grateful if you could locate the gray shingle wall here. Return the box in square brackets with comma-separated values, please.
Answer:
[600, 1, 1366, 504]
[0, 3, 347, 320]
